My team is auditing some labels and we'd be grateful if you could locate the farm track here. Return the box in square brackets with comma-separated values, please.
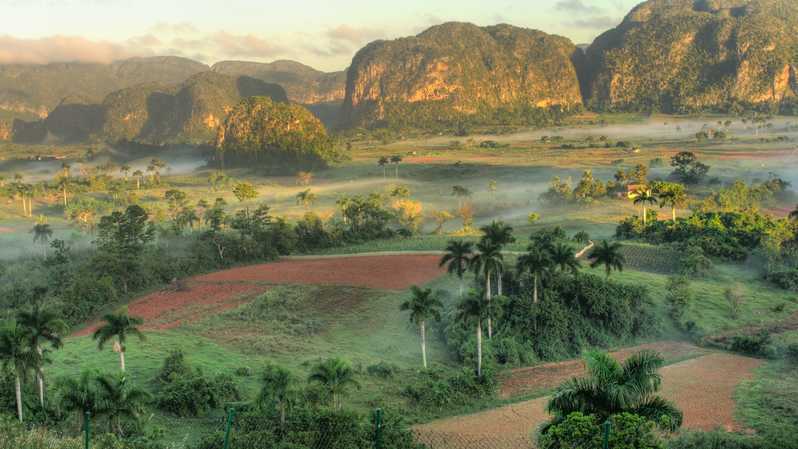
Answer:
[415, 350, 762, 449]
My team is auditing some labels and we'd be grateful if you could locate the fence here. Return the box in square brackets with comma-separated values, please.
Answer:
[39, 408, 614, 449]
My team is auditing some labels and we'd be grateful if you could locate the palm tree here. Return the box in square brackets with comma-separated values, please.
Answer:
[378, 157, 389, 179]
[439, 240, 474, 298]
[119, 164, 131, 181]
[295, 189, 317, 210]
[546, 350, 682, 431]
[455, 293, 488, 377]
[258, 363, 293, 427]
[30, 222, 53, 257]
[0, 321, 40, 422]
[308, 358, 360, 410]
[517, 247, 552, 303]
[132, 170, 143, 190]
[658, 185, 687, 222]
[550, 242, 580, 275]
[589, 240, 625, 279]
[58, 370, 103, 430]
[17, 305, 67, 407]
[480, 221, 515, 295]
[470, 240, 503, 338]
[390, 155, 403, 178]
[632, 188, 658, 226]
[96, 374, 149, 436]
[92, 312, 145, 372]
[400, 286, 443, 369]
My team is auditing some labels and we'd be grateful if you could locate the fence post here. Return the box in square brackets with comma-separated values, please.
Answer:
[602, 420, 611, 449]
[223, 408, 236, 449]
[83, 410, 91, 449]
[372, 408, 383, 449]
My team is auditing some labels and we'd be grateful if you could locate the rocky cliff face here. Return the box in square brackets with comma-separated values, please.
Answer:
[211, 60, 346, 104]
[343, 22, 584, 127]
[585, 0, 798, 112]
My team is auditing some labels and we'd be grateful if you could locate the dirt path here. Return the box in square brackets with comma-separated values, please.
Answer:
[72, 254, 446, 336]
[415, 351, 762, 449]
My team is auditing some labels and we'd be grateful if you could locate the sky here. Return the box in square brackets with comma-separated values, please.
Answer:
[0, 0, 639, 72]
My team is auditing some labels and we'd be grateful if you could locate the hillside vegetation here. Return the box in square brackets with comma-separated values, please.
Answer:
[585, 0, 798, 113]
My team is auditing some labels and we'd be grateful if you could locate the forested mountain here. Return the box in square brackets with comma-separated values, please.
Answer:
[584, 0, 798, 113]
[342, 22, 585, 128]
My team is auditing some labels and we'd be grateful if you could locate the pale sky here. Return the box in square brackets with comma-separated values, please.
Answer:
[0, 0, 639, 71]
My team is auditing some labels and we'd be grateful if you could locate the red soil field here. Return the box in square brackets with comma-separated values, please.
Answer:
[73, 254, 446, 336]
[415, 350, 761, 449]
[194, 254, 446, 290]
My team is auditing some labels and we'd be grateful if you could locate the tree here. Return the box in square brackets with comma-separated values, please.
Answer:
[307, 358, 360, 410]
[17, 305, 67, 407]
[546, 350, 682, 431]
[390, 155, 403, 178]
[92, 312, 145, 372]
[517, 247, 552, 303]
[96, 374, 149, 436]
[148, 158, 167, 184]
[30, 222, 53, 257]
[480, 221, 515, 295]
[400, 286, 443, 369]
[451, 185, 472, 207]
[670, 152, 709, 184]
[588, 240, 625, 278]
[258, 363, 293, 428]
[94, 205, 155, 293]
[440, 240, 474, 297]
[233, 182, 258, 216]
[296, 189, 317, 210]
[0, 321, 39, 422]
[378, 157, 389, 179]
[656, 183, 687, 222]
[550, 242, 580, 275]
[58, 370, 103, 430]
[470, 240, 503, 338]
[119, 164, 131, 181]
[725, 283, 745, 320]
[431, 210, 454, 235]
[573, 231, 590, 245]
[488, 180, 497, 199]
[132, 170, 143, 190]
[632, 189, 658, 226]
[455, 293, 488, 377]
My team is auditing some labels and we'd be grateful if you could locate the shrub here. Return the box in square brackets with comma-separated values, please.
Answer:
[155, 350, 192, 384]
[729, 331, 774, 358]
[679, 245, 712, 277]
[665, 276, 692, 322]
[724, 284, 745, 320]
[766, 270, 798, 291]
[401, 368, 496, 409]
[366, 362, 399, 379]
[785, 343, 798, 364]
[538, 412, 664, 449]
[156, 370, 241, 417]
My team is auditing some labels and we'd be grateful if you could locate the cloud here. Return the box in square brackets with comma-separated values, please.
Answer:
[566, 15, 620, 29]
[210, 31, 285, 58]
[325, 25, 382, 46]
[306, 25, 384, 57]
[149, 22, 199, 35]
[554, 0, 602, 14]
[0, 34, 147, 64]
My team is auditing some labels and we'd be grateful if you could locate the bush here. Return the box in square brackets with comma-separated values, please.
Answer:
[729, 331, 774, 358]
[155, 350, 192, 384]
[667, 431, 765, 449]
[366, 362, 399, 379]
[156, 370, 240, 417]
[785, 343, 798, 364]
[401, 368, 496, 409]
[665, 276, 692, 323]
[767, 270, 798, 291]
[538, 412, 664, 449]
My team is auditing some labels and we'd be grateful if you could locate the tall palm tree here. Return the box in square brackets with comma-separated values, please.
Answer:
[92, 312, 145, 372]
[295, 189, 317, 210]
[0, 321, 40, 422]
[517, 247, 552, 303]
[439, 240, 474, 298]
[455, 293, 488, 377]
[400, 286, 444, 369]
[30, 222, 53, 257]
[632, 189, 658, 226]
[480, 221, 515, 295]
[258, 363, 293, 427]
[58, 370, 103, 430]
[96, 374, 149, 436]
[550, 242, 580, 275]
[470, 240, 503, 338]
[546, 350, 682, 431]
[378, 157, 389, 179]
[588, 240, 625, 279]
[119, 164, 131, 181]
[390, 155, 403, 178]
[132, 170, 143, 190]
[658, 185, 687, 222]
[17, 305, 67, 407]
[307, 358, 360, 410]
